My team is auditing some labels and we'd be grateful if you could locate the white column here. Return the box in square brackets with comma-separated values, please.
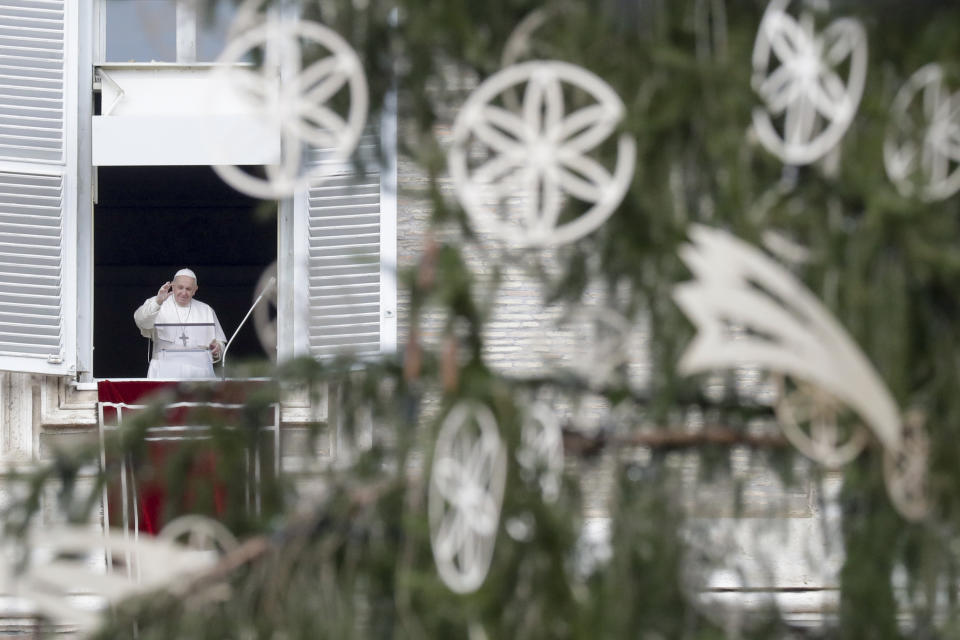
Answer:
[277, 195, 299, 362]
[290, 189, 311, 357]
[0, 373, 36, 462]
[176, 0, 198, 63]
[93, 0, 106, 64]
[78, 0, 95, 380]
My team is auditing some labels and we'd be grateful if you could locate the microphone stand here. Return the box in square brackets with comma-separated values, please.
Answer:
[221, 277, 276, 378]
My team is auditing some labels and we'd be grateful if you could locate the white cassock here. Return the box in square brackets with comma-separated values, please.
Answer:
[133, 297, 227, 379]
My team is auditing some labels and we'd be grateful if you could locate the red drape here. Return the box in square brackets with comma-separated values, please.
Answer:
[98, 379, 268, 534]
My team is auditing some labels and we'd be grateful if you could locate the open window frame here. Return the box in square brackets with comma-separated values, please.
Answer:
[0, 0, 81, 376]
[0, 0, 398, 382]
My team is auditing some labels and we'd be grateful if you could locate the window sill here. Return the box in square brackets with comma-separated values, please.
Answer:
[96, 62, 254, 70]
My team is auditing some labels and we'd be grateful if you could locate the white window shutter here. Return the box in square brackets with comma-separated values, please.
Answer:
[295, 130, 396, 361]
[0, 0, 77, 375]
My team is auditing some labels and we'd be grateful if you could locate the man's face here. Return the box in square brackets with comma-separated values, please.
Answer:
[172, 276, 197, 307]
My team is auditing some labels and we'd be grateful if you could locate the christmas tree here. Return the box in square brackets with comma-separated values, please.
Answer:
[6, 0, 960, 637]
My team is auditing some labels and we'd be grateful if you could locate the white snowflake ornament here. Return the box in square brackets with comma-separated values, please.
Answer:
[212, 17, 368, 199]
[773, 374, 869, 468]
[884, 64, 960, 202]
[429, 402, 508, 593]
[751, 0, 867, 165]
[448, 61, 636, 248]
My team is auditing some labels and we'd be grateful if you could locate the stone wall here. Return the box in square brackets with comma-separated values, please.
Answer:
[0, 374, 332, 508]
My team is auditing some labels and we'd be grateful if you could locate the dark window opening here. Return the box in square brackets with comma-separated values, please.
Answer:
[94, 166, 276, 379]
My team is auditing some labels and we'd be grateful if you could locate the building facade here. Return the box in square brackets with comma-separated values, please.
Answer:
[0, 0, 835, 631]
[0, 0, 398, 466]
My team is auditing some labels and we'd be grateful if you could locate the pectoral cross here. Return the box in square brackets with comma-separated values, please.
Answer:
[179, 330, 189, 347]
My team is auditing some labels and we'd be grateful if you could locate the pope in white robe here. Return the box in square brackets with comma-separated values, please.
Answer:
[133, 268, 226, 379]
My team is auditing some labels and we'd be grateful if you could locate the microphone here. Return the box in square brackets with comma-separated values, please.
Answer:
[221, 276, 276, 374]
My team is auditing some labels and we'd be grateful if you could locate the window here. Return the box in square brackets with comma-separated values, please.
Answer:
[102, 0, 239, 63]
[295, 133, 398, 361]
[0, 0, 78, 376]
[0, 1, 398, 379]
[88, 150, 397, 380]
[93, 166, 276, 378]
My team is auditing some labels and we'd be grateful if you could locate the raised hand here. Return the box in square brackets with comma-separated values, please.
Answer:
[156, 281, 172, 305]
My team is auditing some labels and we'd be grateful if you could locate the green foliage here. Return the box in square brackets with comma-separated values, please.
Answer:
[11, 0, 960, 637]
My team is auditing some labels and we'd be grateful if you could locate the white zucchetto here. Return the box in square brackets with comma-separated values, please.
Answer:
[174, 268, 197, 283]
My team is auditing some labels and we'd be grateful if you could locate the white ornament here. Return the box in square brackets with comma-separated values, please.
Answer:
[500, 7, 553, 113]
[884, 64, 960, 202]
[883, 410, 930, 521]
[774, 374, 869, 467]
[212, 18, 368, 199]
[672, 224, 900, 457]
[159, 514, 240, 556]
[226, 0, 272, 39]
[0, 525, 221, 633]
[673, 225, 930, 520]
[253, 261, 278, 360]
[518, 402, 564, 502]
[574, 306, 634, 388]
[751, 0, 867, 165]
[429, 402, 507, 593]
[501, 7, 553, 70]
[448, 61, 636, 248]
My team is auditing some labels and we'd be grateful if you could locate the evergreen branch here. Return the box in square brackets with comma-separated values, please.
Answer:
[562, 426, 790, 457]
[174, 476, 399, 596]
